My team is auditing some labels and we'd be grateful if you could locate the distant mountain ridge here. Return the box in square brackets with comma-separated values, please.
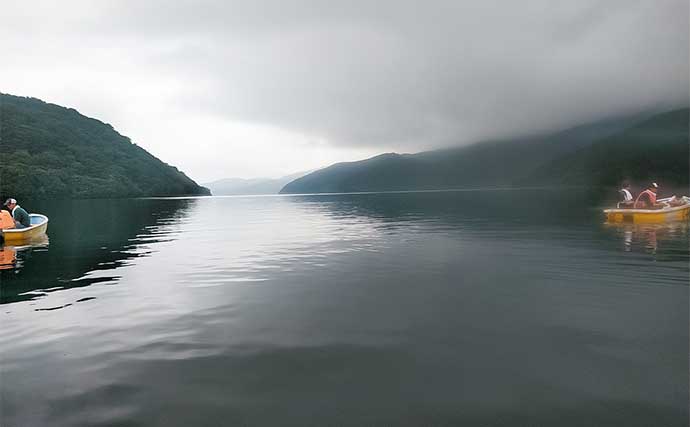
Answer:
[280, 109, 689, 194]
[0, 93, 210, 199]
[204, 171, 310, 196]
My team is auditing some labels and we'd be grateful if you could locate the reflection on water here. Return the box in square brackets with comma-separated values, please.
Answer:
[0, 246, 17, 270]
[0, 233, 50, 269]
[0, 198, 196, 304]
[0, 190, 688, 427]
[605, 221, 689, 257]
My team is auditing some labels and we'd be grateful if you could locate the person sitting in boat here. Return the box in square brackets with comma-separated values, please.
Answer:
[0, 207, 15, 230]
[3, 198, 30, 228]
[617, 180, 634, 208]
[633, 183, 664, 209]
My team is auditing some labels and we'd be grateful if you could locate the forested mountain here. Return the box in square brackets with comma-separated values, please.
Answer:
[528, 109, 689, 188]
[280, 109, 688, 194]
[0, 93, 210, 199]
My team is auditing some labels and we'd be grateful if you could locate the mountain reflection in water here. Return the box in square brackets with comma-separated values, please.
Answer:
[0, 198, 196, 304]
[0, 190, 687, 427]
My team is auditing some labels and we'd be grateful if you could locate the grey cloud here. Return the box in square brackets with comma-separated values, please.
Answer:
[5, 0, 688, 150]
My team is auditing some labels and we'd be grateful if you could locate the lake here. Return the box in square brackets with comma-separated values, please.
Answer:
[1, 190, 688, 426]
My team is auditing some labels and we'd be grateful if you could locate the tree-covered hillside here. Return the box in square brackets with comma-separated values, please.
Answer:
[280, 110, 682, 194]
[0, 93, 210, 199]
[529, 108, 689, 188]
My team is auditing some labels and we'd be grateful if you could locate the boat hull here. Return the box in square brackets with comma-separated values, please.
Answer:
[604, 204, 690, 224]
[1, 214, 49, 243]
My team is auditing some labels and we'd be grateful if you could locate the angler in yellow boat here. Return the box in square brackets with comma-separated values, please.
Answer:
[617, 180, 634, 208]
[633, 182, 664, 209]
[633, 182, 686, 209]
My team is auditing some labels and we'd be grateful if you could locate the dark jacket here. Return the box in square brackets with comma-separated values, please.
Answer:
[12, 205, 30, 227]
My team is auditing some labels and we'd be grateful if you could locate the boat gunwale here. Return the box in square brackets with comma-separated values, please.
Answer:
[603, 203, 690, 214]
[1, 213, 49, 234]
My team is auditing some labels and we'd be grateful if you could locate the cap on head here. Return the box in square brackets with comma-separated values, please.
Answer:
[650, 182, 659, 189]
[3, 198, 16, 207]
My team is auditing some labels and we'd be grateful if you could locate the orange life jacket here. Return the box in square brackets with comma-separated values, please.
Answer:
[634, 189, 656, 209]
[0, 210, 14, 230]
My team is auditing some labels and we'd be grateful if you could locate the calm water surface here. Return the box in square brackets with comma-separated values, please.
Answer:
[1, 190, 688, 426]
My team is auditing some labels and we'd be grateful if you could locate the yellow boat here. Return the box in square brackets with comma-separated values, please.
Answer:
[1, 214, 49, 243]
[604, 197, 690, 223]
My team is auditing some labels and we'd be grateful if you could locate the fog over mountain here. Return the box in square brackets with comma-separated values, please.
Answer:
[2, 1, 687, 180]
[204, 171, 311, 195]
[280, 108, 689, 194]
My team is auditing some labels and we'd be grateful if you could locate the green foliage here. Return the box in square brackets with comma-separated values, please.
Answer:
[533, 109, 689, 189]
[0, 93, 210, 200]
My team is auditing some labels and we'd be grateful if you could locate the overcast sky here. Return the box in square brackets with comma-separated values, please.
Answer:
[2, 0, 687, 182]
